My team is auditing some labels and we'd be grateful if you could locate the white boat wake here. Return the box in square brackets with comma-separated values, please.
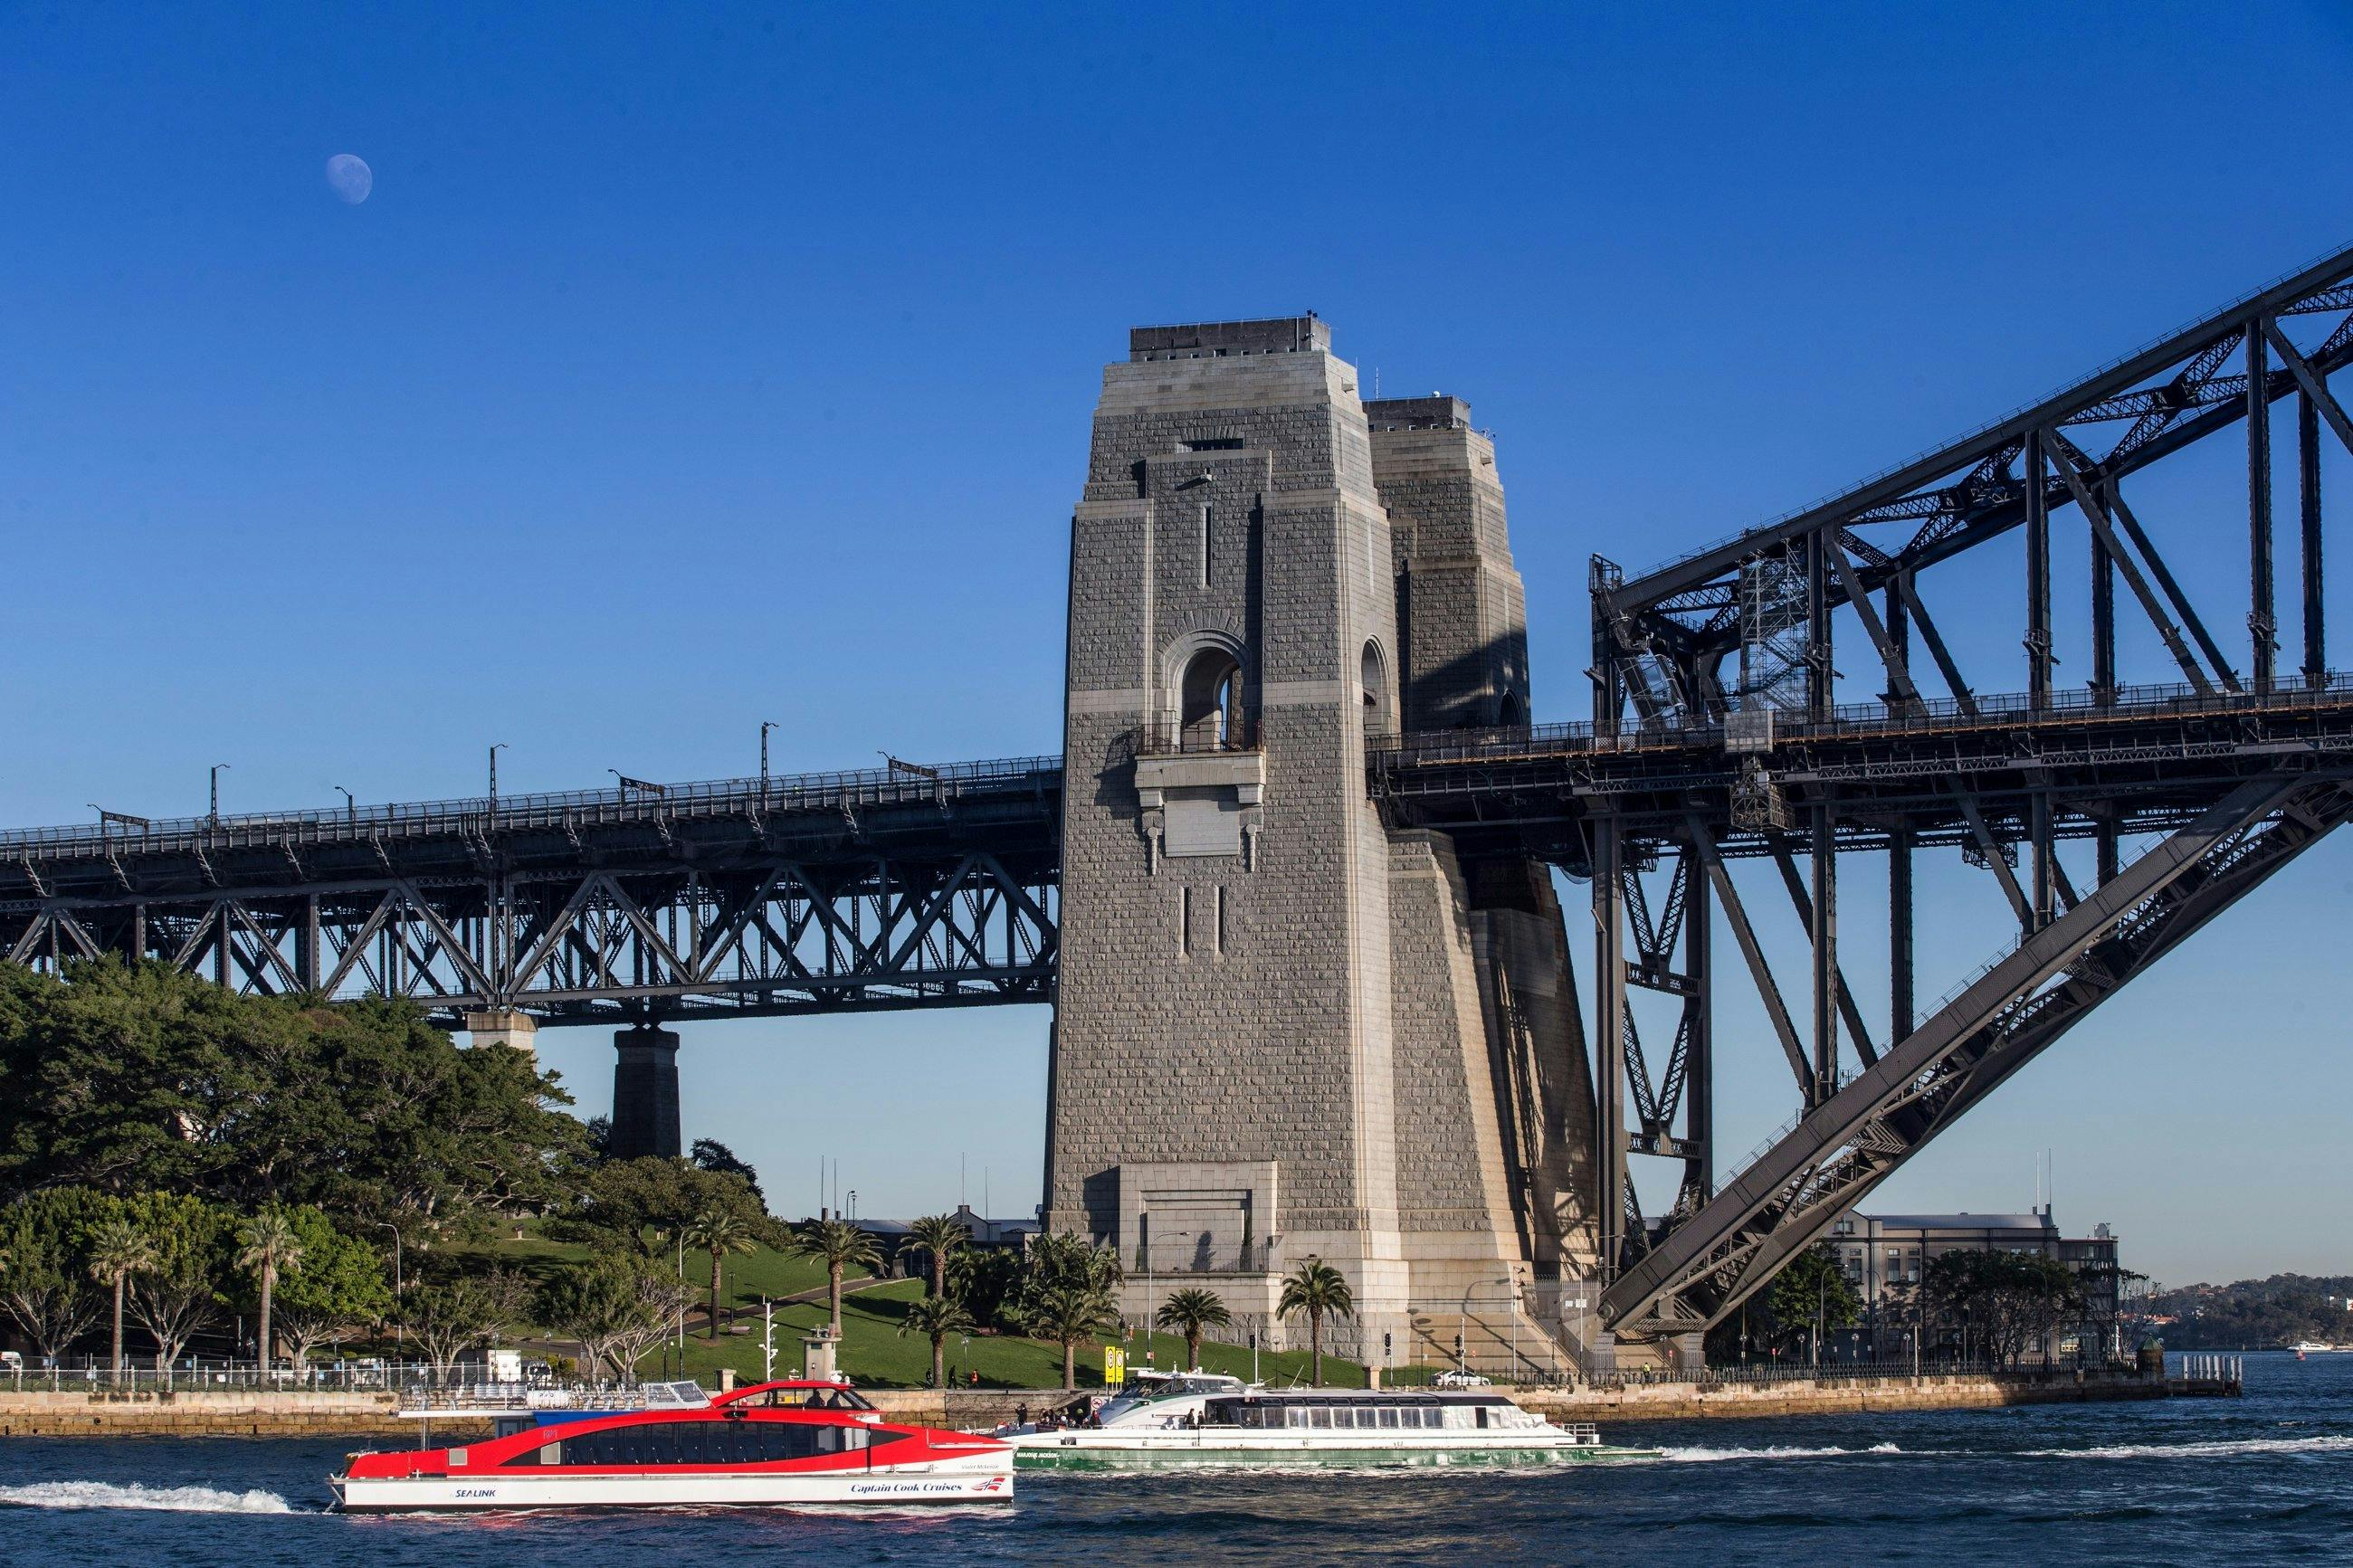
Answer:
[2023, 1434, 2353, 1460]
[0, 1480, 298, 1514]
[1657, 1442, 1903, 1463]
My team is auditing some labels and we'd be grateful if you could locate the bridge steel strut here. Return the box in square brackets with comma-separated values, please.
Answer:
[1563, 239, 2353, 1337]
[1373, 238, 2353, 1342]
[0, 758, 1062, 1028]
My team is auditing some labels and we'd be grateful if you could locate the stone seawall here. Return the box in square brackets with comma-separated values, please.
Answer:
[1514, 1371, 2174, 1424]
[0, 1373, 2180, 1438]
[0, 1389, 496, 1440]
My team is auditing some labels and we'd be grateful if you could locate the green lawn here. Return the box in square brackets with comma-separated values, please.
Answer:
[475, 1227, 1370, 1392]
[637, 1274, 1369, 1391]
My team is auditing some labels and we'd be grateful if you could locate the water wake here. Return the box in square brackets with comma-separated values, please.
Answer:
[0, 1480, 298, 1514]
[2024, 1434, 2353, 1461]
[1657, 1442, 1902, 1464]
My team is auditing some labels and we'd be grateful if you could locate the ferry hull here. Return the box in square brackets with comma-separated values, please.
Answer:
[334, 1453, 1012, 1512]
[1007, 1436, 1655, 1471]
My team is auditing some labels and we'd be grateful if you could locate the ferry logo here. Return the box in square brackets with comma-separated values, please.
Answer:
[977, 1477, 1007, 1493]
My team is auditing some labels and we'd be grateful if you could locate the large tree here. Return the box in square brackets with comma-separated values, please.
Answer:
[122, 1193, 235, 1375]
[0, 960, 586, 1223]
[0, 1189, 109, 1361]
[537, 1257, 692, 1382]
[789, 1218, 881, 1338]
[1015, 1232, 1124, 1391]
[904, 1213, 967, 1299]
[235, 1209, 304, 1367]
[551, 1158, 767, 1263]
[899, 1294, 976, 1390]
[680, 1205, 759, 1339]
[401, 1268, 530, 1382]
[1764, 1242, 1862, 1364]
[271, 1210, 392, 1372]
[1155, 1288, 1233, 1373]
[1278, 1261, 1355, 1387]
[86, 1214, 157, 1376]
[1924, 1250, 2084, 1364]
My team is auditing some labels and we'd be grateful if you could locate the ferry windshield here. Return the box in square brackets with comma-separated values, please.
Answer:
[735, 1385, 878, 1412]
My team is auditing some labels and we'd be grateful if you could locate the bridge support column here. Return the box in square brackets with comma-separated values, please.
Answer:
[463, 1008, 538, 1055]
[611, 1025, 681, 1161]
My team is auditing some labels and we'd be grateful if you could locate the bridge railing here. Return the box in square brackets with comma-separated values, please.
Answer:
[1374, 670, 2353, 771]
[0, 754, 1063, 861]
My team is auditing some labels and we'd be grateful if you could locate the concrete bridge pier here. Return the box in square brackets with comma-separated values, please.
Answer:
[611, 1023, 682, 1160]
[462, 1008, 538, 1054]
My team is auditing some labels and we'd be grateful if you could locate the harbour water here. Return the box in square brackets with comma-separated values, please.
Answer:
[2, 1354, 2346, 1565]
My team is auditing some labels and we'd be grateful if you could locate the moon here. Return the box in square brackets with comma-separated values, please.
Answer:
[325, 154, 373, 205]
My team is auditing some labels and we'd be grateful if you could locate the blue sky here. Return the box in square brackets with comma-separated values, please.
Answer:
[4, 3, 2349, 1283]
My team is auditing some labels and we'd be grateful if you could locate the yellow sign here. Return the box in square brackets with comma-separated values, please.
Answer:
[1102, 1345, 1126, 1387]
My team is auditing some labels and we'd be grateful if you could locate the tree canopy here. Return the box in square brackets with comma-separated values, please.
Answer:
[0, 960, 585, 1223]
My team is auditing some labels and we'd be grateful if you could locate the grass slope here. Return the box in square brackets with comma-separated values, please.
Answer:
[482, 1230, 1371, 1391]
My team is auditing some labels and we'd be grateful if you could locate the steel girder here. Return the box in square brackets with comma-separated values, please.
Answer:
[0, 758, 1062, 1027]
[1592, 242, 2353, 712]
[3, 854, 1057, 1025]
[1598, 769, 2353, 1335]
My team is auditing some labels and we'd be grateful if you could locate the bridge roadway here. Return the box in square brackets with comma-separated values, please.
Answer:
[5, 675, 2348, 1029]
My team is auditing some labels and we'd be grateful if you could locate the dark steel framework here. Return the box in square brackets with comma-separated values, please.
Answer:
[0, 759, 1062, 1027]
[1394, 240, 2353, 1340]
[7, 242, 2352, 1351]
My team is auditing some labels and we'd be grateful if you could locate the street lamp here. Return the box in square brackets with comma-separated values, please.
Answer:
[760, 720, 780, 805]
[489, 744, 509, 813]
[209, 763, 231, 826]
[333, 785, 356, 828]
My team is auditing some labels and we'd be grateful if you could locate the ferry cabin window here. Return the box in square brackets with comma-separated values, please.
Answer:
[507, 1420, 875, 1467]
[1377, 1407, 1400, 1429]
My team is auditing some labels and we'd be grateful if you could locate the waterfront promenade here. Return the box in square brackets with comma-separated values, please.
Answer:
[0, 1364, 2229, 1439]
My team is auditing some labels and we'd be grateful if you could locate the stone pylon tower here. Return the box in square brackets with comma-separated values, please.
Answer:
[1047, 318, 1597, 1372]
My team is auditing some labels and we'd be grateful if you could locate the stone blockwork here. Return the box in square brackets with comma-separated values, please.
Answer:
[0, 1388, 495, 1440]
[1048, 317, 1597, 1368]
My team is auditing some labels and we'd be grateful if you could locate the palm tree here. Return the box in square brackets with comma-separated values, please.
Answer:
[235, 1211, 305, 1369]
[87, 1218, 157, 1376]
[1025, 1279, 1119, 1392]
[898, 1293, 976, 1389]
[904, 1213, 968, 1299]
[680, 1207, 761, 1339]
[1278, 1260, 1354, 1387]
[788, 1217, 881, 1337]
[1154, 1287, 1232, 1373]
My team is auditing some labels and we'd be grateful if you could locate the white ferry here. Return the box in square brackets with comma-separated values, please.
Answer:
[996, 1372, 1654, 1469]
[2291, 1340, 2339, 1354]
[332, 1379, 1011, 1511]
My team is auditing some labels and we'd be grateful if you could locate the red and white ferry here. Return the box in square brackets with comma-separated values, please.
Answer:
[331, 1379, 1012, 1512]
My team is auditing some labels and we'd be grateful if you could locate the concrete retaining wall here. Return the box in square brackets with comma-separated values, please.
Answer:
[1514, 1371, 2172, 1423]
[0, 1388, 494, 1440]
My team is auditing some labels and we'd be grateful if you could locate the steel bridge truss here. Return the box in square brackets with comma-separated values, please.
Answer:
[5, 855, 1058, 1026]
[1577, 242, 2353, 1339]
[0, 762, 1062, 1028]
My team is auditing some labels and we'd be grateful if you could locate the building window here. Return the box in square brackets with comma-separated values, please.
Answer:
[1201, 504, 1214, 588]
[1180, 887, 1193, 957]
[1215, 886, 1228, 956]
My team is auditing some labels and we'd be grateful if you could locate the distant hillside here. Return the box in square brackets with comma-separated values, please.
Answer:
[2142, 1274, 2353, 1349]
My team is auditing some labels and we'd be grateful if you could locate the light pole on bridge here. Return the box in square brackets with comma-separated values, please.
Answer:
[489, 744, 508, 814]
[209, 763, 230, 826]
[761, 720, 780, 805]
[333, 785, 355, 828]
